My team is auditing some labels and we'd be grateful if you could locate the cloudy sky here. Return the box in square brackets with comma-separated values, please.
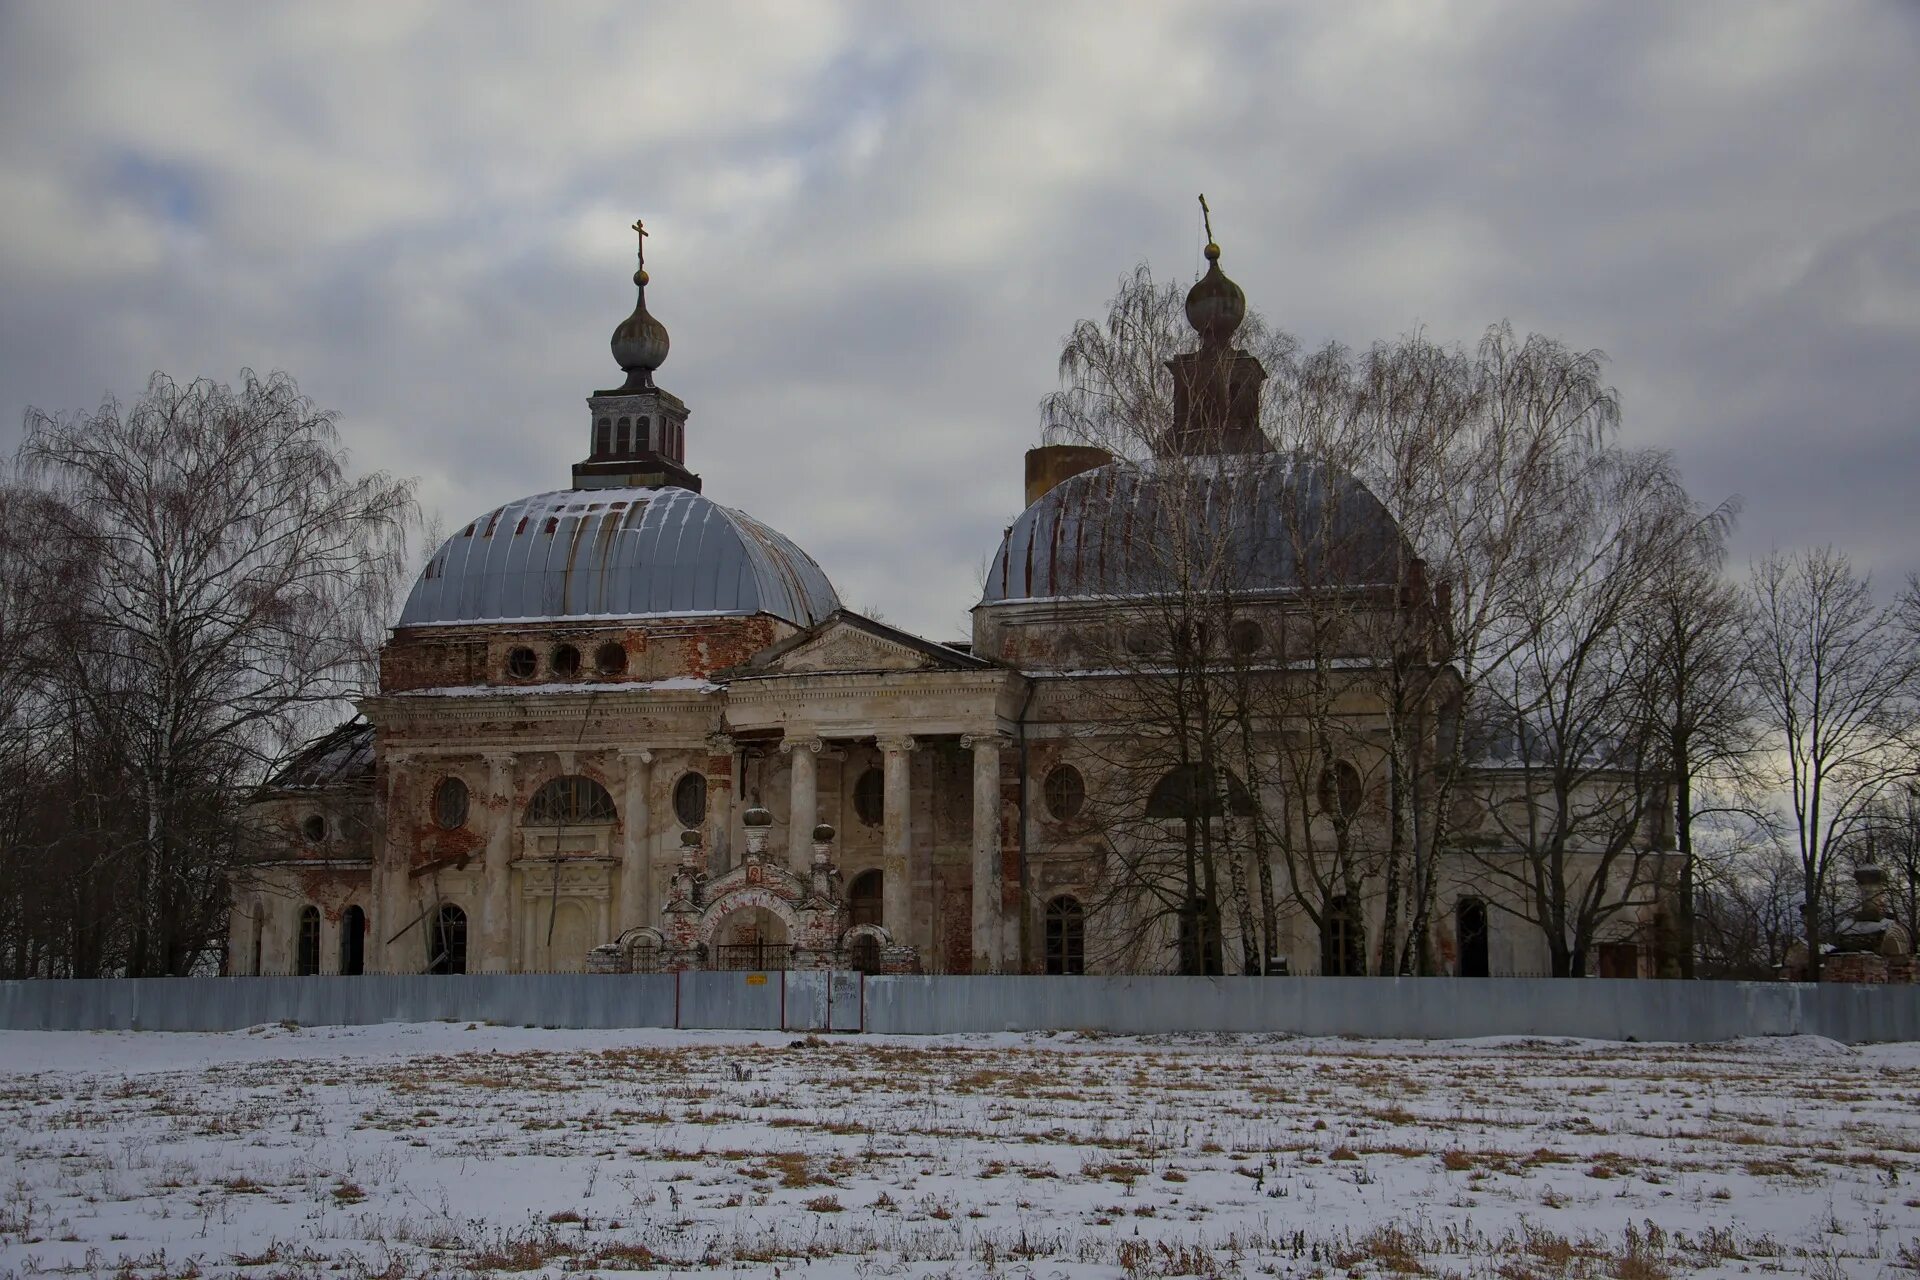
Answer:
[2, 2, 1915, 639]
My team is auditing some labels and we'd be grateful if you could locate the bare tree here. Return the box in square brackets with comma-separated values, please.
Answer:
[1745, 547, 1920, 980]
[15, 371, 417, 976]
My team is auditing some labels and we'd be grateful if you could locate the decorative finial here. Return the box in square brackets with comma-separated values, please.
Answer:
[1184, 194, 1245, 346]
[631, 219, 649, 285]
[611, 219, 669, 389]
[1199, 194, 1220, 261]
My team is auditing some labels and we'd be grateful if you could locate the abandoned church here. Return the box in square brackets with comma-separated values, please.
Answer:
[230, 226, 1682, 980]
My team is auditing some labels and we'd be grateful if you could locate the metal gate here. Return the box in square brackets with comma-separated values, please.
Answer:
[710, 943, 793, 972]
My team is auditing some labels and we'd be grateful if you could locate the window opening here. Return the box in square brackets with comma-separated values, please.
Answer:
[551, 643, 582, 678]
[853, 767, 885, 828]
[616, 417, 631, 453]
[525, 776, 617, 825]
[339, 906, 366, 976]
[672, 772, 708, 828]
[1318, 760, 1363, 820]
[1321, 895, 1363, 976]
[506, 647, 537, 679]
[1045, 896, 1086, 975]
[296, 906, 321, 976]
[595, 417, 611, 455]
[433, 777, 470, 830]
[1228, 617, 1264, 657]
[1456, 897, 1490, 978]
[594, 641, 628, 675]
[848, 870, 883, 928]
[1145, 766, 1254, 820]
[1043, 764, 1086, 821]
[301, 813, 327, 843]
[428, 904, 467, 974]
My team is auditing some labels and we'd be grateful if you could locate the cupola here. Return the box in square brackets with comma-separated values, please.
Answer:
[1158, 197, 1270, 458]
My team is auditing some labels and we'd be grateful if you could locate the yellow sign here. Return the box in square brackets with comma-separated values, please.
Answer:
[745, 973, 768, 986]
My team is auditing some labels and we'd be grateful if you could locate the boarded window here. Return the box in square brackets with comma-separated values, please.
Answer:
[525, 776, 617, 825]
[296, 906, 321, 976]
[1045, 896, 1086, 975]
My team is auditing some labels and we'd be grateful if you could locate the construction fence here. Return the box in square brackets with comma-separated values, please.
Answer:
[1, 972, 1918, 1043]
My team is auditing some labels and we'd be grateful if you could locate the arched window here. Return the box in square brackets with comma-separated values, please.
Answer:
[301, 813, 328, 843]
[339, 906, 366, 976]
[616, 417, 632, 453]
[1318, 760, 1363, 820]
[848, 869, 883, 928]
[296, 906, 321, 976]
[594, 417, 611, 455]
[1321, 895, 1363, 976]
[428, 904, 467, 974]
[1045, 896, 1086, 975]
[1043, 764, 1086, 821]
[672, 772, 707, 828]
[853, 767, 885, 827]
[1456, 897, 1490, 978]
[1146, 765, 1254, 821]
[636, 415, 652, 450]
[433, 777, 469, 830]
[849, 935, 881, 974]
[525, 775, 617, 825]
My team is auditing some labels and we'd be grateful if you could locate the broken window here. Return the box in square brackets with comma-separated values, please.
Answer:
[551, 643, 582, 678]
[525, 776, 617, 825]
[594, 641, 628, 675]
[428, 904, 467, 975]
[1045, 896, 1086, 975]
[339, 906, 366, 976]
[506, 646, 537, 679]
[296, 906, 321, 976]
[301, 813, 327, 843]
[433, 777, 469, 830]
[673, 772, 708, 828]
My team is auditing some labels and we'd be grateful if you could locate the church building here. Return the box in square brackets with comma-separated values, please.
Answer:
[231, 225, 1675, 980]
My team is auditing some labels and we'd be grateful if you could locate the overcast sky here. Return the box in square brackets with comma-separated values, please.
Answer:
[2, 2, 1915, 640]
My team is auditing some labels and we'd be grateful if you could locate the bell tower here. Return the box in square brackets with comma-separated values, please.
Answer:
[573, 219, 701, 492]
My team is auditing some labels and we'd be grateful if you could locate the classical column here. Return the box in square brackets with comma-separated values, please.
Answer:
[879, 735, 917, 942]
[618, 749, 653, 935]
[481, 752, 516, 972]
[783, 735, 822, 875]
[375, 751, 416, 974]
[963, 734, 1005, 974]
[705, 733, 735, 875]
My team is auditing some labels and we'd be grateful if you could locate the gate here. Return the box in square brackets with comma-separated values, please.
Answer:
[711, 943, 793, 971]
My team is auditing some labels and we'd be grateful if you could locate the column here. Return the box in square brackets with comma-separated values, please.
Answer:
[783, 735, 822, 875]
[963, 734, 1005, 974]
[705, 733, 734, 875]
[482, 752, 515, 972]
[618, 749, 653, 935]
[879, 736, 917, 941]
[374, 752, 415, 973]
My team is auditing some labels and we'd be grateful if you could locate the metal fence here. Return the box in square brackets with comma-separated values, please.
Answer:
[0, 973, 1916, 1043]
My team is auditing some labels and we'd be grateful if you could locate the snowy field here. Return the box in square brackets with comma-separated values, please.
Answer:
[1, 1025, 1917, 1278]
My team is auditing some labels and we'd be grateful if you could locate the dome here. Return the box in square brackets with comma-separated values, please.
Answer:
[981, 453, 1410, 604]
[1184, 242, 1246, 346]
[400, 486, 840, 628]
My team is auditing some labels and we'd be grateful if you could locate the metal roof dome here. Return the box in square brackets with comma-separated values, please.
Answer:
[400, 486, 840, 628]
[981, 453, 1410, 604]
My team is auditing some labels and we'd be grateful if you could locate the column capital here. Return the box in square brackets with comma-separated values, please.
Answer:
[618, 747, 655, 765]
[960, 733, 1008, 753]
[780, 734, 825, 755]
[877, 734, 918, 755]
[706, 731, 736, 755]
[483, 749, 516, 766]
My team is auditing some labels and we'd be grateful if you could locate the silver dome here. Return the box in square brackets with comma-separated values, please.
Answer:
[981, 453, 1409, 604]
[401, 486, 840, 627]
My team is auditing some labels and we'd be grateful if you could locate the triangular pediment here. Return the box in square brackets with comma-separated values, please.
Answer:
[739, 610, 991, 676]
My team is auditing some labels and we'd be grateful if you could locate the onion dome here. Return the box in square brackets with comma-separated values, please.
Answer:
[400, 486, 840, 627]
[610, 219, 670, 390]
[1184, 241, 1247, 347]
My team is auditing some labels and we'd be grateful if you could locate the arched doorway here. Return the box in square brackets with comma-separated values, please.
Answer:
[711, 905, 793, 971]
[1456, 898, 1490, 978]
[339, 906, 366, 976]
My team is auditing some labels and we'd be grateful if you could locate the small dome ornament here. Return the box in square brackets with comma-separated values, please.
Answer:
[610, 218, 670, 390]
[1185, 195, 1247, 347]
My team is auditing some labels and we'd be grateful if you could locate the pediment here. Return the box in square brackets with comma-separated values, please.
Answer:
[742, 610, 991, 677]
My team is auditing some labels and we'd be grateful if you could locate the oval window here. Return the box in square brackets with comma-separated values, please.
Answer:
[1318, 760, 1364, 820]
[594, 641, 628, 675]
[673, 772, 708, 828]
[853, 767, 885, 828]
[433, 777, 470, 830]
[551, 644, 582, 678]
[1044, 764, 1086, 821]
[301, 813, 327, 843]
[506, 646, 537, 679]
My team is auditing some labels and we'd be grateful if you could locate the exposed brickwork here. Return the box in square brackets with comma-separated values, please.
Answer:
[380, 616, 787, 692]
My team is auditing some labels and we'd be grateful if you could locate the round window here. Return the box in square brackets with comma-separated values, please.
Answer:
[1043, 764, 1086, 821]
[594, 641, 628, 675]
[673, 772, 708, 828]
[301, 813, 327, 842]
[1318, 760, 1363, 820]
[551, 644, 582, 678]
[433, 777, 470, 830]
[853, 767, 885, 828]
[506, 646, 537, 679]
[1228, 617, 1264, 657]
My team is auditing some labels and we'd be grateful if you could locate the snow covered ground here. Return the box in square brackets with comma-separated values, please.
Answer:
[1, 1025, 1917, 1278]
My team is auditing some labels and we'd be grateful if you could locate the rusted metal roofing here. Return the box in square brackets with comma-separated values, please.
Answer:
[400, 487, 840, 627]
[264, 718, 375, 791]
[981, 453, 1409, 603]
